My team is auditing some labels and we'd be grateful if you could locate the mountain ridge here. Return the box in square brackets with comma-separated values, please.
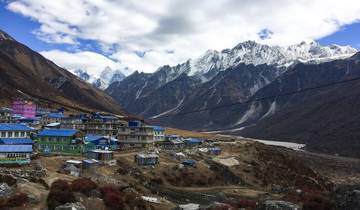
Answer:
[0, 29, 126, 115]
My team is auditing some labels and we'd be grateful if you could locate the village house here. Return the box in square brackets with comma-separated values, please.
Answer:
[182, 159, 197, 167]
[117, 120, 155, 148]
[158, 138, 185, 150]
[85, 134, 119, 150]
[134, 153, 159, 166]
[36, 129, 93, 154]
[0, 123, 34, 138]
[184, 138, 203, 147]
[82, 159, 99, 170]
[0, 108, 13, 123]
[41, 112, 65, 125]
[208, 147, 222, 155]
[58, 115, 86, 130]
[12, 99, 36, 118]
[63, 160, 82, 176]
[0, 145, 32, 165]
[60, 113, 127, 136]
[150, 126, 165, 142]
[0, 138, 33, 145]
[86, 149, 114, 161]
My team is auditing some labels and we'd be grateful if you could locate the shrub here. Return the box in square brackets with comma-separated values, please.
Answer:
[0, 174, 17, 186]
[100, 186, 125, 210]
[6, 193, 28, 207]
[71, 178, 98, 196]
[150, 177, 163, 185]
[124, 192, 147, 209]
[103, 191, 124, 210]
[100, 186, 121, 196]
[226, 199, 256, 210]
[302, 195, 335, 210]
[47, 179, 76, 210]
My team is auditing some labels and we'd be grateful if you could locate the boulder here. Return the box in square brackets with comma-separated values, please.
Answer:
[0, 183, 13, 198]
[257, 200, 300, 210]
[339, 190, 360, 210]
[55, 202, 86, 210]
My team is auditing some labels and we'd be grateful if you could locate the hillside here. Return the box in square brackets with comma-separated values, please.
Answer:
[0, 29, 125, 114]
[239, 52, 360, 157]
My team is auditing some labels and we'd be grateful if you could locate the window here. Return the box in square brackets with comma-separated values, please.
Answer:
[1, 132, 5, 137]
[8, 132, 12, 138]
[14, 132, 19, 137]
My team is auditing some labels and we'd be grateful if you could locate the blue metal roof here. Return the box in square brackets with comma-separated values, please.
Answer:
[47, 113, 65, 118]
[0, 145, 32, 152]
[0, 123, 34, 131]
[38, 129, 78, 137]
[182, 159, 196, 165]
[85, 134, 118, 143]
[150, 126, 165, 131]
[85, 134, 106, 142]
[184, 138, 202, 143]
[0, 138, 34, 145]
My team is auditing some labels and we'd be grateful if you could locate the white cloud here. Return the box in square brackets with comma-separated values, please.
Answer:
[7, 0, 360, 74]
[40, 50, 129, 76]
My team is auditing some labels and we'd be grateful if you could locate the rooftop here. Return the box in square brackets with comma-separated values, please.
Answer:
[47, 112, 65, 119]
[0, 145, 32, 153]
[91, 149, 113, 154]
[0, 123, 34, 131]
[38, 129, 79, 137]
[0, 138, 33, 145]
[66, 160, 82, 165]
[136, 153, 159, 158]
[85, 134, 118, 142]
[150, 126, 165, 131]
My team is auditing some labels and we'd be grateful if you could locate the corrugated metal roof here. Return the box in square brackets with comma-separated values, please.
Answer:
[0, 138, 33, 145]
[86, 134, 106, 142]
[184, 138, 202, 143]
[0, 145, 32, 152]
[85, 134, 118, 142]
[150, 126, 165, 131]
[0, 123, 34, 131]
[83, 159, 99, 164]
[38, 129, 78, 137]
[47, 113, 65, 118]
[136, 153, 159, 158]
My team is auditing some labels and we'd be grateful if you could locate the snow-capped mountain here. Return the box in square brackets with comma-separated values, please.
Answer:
[107, 40, 358, 133]
[141, 41, 357, 86]
[73, 67, 126, 89]
[184, 41, 357, 81]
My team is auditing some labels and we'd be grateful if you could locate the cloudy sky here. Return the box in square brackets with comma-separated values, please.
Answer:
[1, 0, 360, 76]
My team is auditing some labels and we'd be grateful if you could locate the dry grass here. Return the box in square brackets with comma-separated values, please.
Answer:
[165, 127, 222, 139]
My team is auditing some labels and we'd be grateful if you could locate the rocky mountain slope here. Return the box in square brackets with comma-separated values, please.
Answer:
[73, 66, 125, 89]
[107, 41, 360, 157]
[238, 52, 360, 157]
[0, 29, 125, 114]
[107, 40, 356, 125]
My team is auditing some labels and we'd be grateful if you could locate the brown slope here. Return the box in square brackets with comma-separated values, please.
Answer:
[0, 29, 125, 114]
[240, 53, 360, 157]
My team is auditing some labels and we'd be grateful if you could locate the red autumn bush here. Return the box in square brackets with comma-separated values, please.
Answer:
[47, 179, 76, 210]
[103, 190, 124, 209]
[100, 186, 125, 209]
[302, 194, 335, 210]
[6, 193, 28, 207]
[71, 178, 98, 196]
[124, 192, 147, 209]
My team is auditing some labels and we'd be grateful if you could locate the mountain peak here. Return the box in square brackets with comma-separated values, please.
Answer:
[0, 29, 15, 41]
[233, 40, 260, 49]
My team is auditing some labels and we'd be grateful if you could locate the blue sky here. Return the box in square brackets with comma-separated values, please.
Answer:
[1, 0, 360, 75]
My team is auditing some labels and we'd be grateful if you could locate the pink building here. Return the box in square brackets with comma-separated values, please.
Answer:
[12, 99, 36, 118]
